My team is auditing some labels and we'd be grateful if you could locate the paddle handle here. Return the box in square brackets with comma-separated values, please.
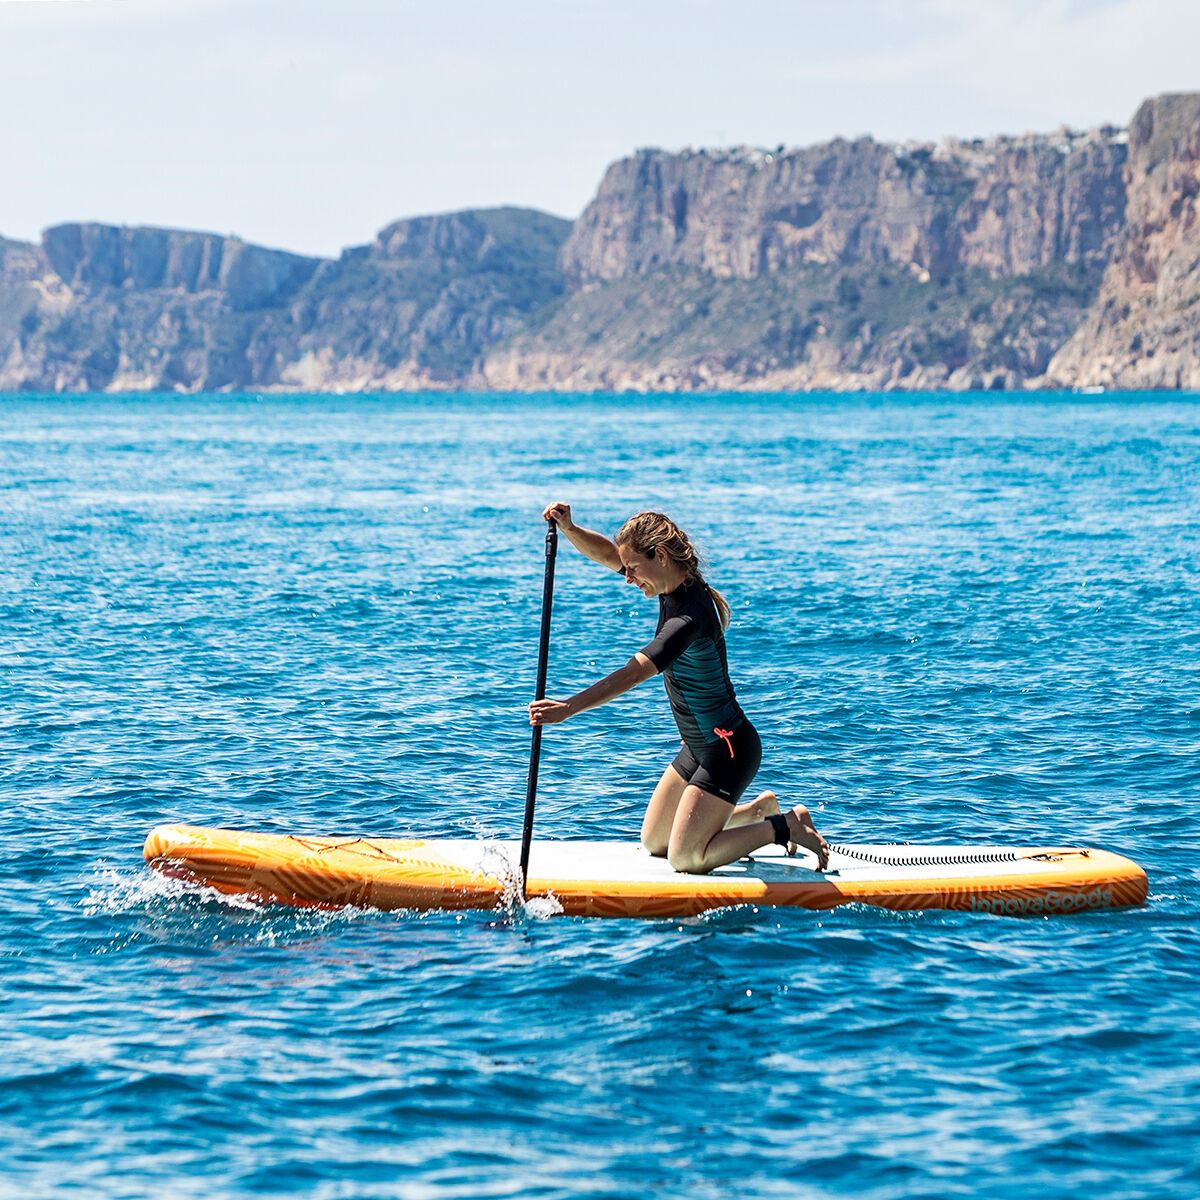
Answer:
[519, 519, 558, 892]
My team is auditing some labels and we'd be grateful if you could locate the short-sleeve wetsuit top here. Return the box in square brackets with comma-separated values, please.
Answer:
[640, 576, 748, 759]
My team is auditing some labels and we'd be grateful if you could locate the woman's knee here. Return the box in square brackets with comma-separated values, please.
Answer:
[642, 834, 669, 858]
[668, 847, 709, 875]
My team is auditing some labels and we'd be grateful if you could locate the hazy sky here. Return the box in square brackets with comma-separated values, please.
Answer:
[2, 0, 1196, 258]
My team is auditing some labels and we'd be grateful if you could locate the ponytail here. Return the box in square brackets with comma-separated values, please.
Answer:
[706, 583, 732, 631]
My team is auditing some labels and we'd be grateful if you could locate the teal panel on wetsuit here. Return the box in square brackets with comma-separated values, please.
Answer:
[642, 577, 747, 754]
[666, 636, 743, 746]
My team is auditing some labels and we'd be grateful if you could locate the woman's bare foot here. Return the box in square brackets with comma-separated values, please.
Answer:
[784, 805, 829, 870]
[725, 790, 781, 829]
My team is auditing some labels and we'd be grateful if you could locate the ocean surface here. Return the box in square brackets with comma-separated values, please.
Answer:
[1, 391, 1197, 1200]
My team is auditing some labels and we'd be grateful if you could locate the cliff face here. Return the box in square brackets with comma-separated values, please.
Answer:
[1046, 94, 1200, 389]
[561, 132, 1126, 286]
[4, 95, 1199, 394]
[484, 129, 1128, 393]
[0, 209, 570, 392]
[0, 225, 324, 391]
[40, 224, 322, 311]
[267, 208, 571, 390]
[486, 129, 1126, 393]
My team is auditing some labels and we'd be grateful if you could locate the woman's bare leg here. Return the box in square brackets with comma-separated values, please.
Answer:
[667, 786, 773, 873]
[724, 789, 780, 829]
[669, 788, 829, 874]
[640, 764, 690, 857]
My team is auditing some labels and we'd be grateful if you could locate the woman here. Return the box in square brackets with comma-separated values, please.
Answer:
[527, 503, 829, 874]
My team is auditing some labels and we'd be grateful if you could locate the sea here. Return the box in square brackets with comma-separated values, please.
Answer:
[1, 391, 1197, 1200]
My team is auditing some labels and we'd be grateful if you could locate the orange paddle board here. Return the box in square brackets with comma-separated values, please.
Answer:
[144, 824, 1148, 919]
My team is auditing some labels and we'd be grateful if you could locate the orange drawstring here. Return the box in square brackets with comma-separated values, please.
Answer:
[714, 728, 734, 758]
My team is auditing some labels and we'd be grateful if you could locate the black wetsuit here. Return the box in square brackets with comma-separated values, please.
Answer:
[641, 576, 761, 803]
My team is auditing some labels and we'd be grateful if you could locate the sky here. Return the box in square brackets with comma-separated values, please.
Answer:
[1, 0, 1197, 259]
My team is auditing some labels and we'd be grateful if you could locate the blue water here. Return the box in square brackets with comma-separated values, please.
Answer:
[2, 392, 1198, 1199]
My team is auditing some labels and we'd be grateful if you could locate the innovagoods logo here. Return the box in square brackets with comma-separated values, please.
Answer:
[969, 888, 1113, 916]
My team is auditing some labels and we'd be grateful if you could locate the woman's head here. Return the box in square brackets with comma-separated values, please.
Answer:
[615, 511, 701, 579]
[615, 511, 731, 629]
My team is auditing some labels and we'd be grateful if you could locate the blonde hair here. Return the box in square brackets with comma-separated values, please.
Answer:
[615, 511, 731, 630]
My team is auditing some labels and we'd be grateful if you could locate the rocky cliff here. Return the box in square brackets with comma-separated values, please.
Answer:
[0, 209, 570, 392]
[1046, 93, 1200, 389]
[40, 223, 322, 309]
[265, 207, 571, 390]
[0, 226, 324, 391]
[560, 132, 1126, 286]
[487, 128, 1127, 392]
[3, 94, 1199, 394]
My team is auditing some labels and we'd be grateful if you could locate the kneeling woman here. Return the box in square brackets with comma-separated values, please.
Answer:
[527, 504, 828, 874]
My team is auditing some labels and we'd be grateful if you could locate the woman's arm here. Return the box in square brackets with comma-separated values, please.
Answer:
[542, 501, 622, 572]
[528, 652, 657, 726]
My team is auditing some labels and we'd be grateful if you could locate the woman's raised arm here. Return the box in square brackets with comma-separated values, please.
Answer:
[542, 501, 622, 572]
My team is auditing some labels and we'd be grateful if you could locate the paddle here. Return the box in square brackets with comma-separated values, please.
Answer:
[519, 517, 558, 896]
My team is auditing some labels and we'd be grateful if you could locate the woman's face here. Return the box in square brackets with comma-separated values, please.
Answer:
[617, 544, 676, 597]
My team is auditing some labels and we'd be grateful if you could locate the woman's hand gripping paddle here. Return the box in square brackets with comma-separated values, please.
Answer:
[520, 518, 558, 897]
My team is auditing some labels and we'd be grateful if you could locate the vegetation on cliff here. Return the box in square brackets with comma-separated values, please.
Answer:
[484, 260, 1103, 392]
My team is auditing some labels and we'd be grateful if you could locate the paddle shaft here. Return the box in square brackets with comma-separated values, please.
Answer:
[519, 519, 558, 892]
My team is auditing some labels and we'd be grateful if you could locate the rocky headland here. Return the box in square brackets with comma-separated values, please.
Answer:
[0, 210, 569, 392]
[1046, 94, 1200, 389]
[2, 91, 1198, 393]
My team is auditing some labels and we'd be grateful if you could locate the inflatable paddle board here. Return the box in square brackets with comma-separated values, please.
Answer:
[144, 824, 1147, 918]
